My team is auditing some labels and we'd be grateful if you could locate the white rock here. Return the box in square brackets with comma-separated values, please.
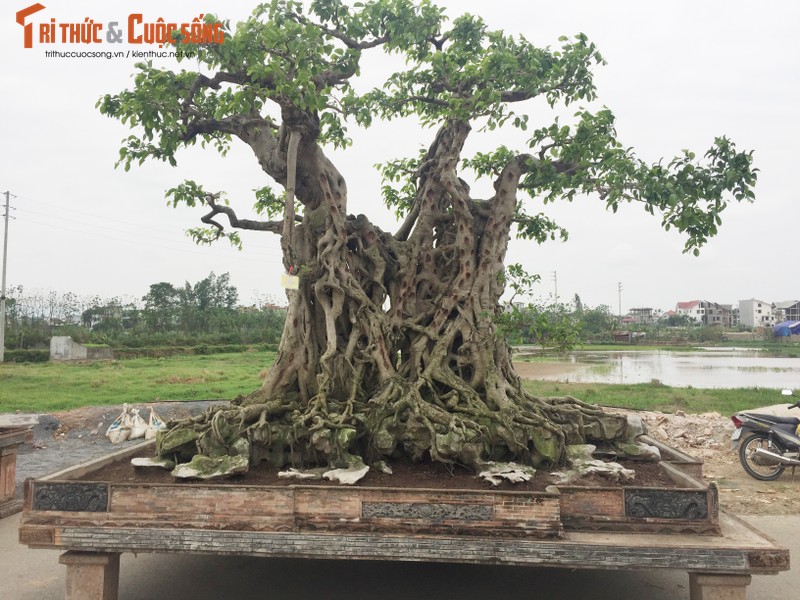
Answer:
[372, 461, 393, 475]
[625, 414, 647, 439]
[323, 464, 370, 485]
[478, 462, 536, 486]
[551, 457, 635, 485]
[618, 442, 661, 461]
[278, 468, 326, 480]
[171, 454, 249, 480]
[131, 456, 175, 470]
[566, 444, 596, 461]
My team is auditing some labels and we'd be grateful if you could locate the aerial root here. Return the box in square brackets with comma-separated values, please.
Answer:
[158, 373, 627, 472]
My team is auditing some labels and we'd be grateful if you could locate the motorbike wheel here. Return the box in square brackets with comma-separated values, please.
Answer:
[739, 434, 786, 481]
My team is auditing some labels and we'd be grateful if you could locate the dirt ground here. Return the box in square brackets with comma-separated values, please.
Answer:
[36, 397, 800, 515]
[611, 407, 800, 516]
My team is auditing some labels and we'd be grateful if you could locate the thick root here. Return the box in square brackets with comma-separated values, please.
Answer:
[157, 378, 628, 472]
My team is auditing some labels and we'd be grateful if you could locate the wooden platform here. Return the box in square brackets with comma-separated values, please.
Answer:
[19, 511, 789, 600]
[17, 442, 790, 600]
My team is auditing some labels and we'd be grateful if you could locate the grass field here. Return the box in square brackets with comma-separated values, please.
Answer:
[521, 379, 789, 415]
[0, 351, 275, 412]
[0, 350, 790, 416]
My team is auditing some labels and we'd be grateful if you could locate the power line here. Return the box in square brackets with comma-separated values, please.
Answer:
[13, 214, 283, 265]
[15, 193, 191, 237]
[12, 191, 284, 262]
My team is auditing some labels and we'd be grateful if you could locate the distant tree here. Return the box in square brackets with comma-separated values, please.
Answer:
[573, 294, 583, 317]
[184, 272, 238, 311]
[142, 282, 180, 331]
[665, 313, 694, 327]
[578, 305, 616, 342]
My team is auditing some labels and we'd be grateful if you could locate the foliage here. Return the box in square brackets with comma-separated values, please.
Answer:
[498, 303, 581, 352]
[3, 349, 49, 363]
[577, 305, 617, 342]
[2, 273, 286, 352]
[97, 1, 756, 256]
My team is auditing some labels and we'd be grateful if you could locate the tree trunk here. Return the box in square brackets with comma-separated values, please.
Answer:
[158, 119, 628, 471]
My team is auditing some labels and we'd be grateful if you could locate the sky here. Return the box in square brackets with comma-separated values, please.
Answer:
[1, 0, 798, 313]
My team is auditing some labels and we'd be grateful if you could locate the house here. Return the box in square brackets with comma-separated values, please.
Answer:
[628, 307, 658, 324]
[705, 303, 735, 327]
[774, 300, 800, 322]
[738, 299, 776, 329]
[675, 300, 705, 323]
[675, 300, 734, 326]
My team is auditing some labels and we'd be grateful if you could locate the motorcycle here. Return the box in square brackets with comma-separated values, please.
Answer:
[730, 390, 800, 481]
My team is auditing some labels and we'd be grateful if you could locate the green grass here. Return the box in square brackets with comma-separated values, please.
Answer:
[0, 350, 789, 416]
[522, 379, 789, 415]
[0, 351, 275, 412]
[572, 344, 704, 352]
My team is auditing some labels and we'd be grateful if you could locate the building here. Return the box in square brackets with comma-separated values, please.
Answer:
[705, 303, 735, 327]
[675, 300, 705, 323]
[675, 300, 734, 326]
[774, 300, 800, 322]
[738, 299, 776, 329]
[628, 307, 658, 324]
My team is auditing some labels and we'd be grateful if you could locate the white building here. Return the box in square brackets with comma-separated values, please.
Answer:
[738, 299, 776, 329]
[675, 300, 734, 326]
[675, 300, 705, 323]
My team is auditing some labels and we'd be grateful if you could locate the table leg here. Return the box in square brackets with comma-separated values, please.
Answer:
[689, 573, 751, 600]
[59, 551, 120, 600]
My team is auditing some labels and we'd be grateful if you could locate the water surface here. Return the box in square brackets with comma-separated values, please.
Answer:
[520, 349, 799, 389]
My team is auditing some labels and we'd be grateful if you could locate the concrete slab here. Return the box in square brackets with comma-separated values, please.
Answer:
[0, 415, 40, 429]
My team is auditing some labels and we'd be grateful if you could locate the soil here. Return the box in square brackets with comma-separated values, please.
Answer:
[23, 400, 800, 514]
[79, 446, 673, 491]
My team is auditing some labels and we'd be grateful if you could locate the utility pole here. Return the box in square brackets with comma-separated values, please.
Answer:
[617, 281, 623, 320]
[0, 191, 10, 363]
[551, 271, 558, 307]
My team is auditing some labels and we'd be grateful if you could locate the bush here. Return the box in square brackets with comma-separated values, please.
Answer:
[4, 349, 49, 363]
[109, 344, 270, 359]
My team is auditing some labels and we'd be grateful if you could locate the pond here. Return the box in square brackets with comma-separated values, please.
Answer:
[515, 349, 800, 389]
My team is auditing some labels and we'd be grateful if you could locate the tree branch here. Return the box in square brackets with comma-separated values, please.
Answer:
[202, 195, 283, 235]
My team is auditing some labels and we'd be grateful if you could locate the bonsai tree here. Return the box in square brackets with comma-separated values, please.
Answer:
[99, 0, 755, 474]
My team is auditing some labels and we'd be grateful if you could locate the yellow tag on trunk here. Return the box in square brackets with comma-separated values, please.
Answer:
[281, 274, 300, 290]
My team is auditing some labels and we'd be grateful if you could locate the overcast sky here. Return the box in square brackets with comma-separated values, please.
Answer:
[1, 0, 798, 312]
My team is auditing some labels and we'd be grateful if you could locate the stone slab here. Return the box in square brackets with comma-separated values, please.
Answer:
[0, 415, 40, 429]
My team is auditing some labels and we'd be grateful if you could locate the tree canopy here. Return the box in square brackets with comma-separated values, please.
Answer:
[100, 0, 754, 255]
[98, 0, 756, 477]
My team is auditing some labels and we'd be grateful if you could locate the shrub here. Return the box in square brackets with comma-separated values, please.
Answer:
[4, 349, 49, 363]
